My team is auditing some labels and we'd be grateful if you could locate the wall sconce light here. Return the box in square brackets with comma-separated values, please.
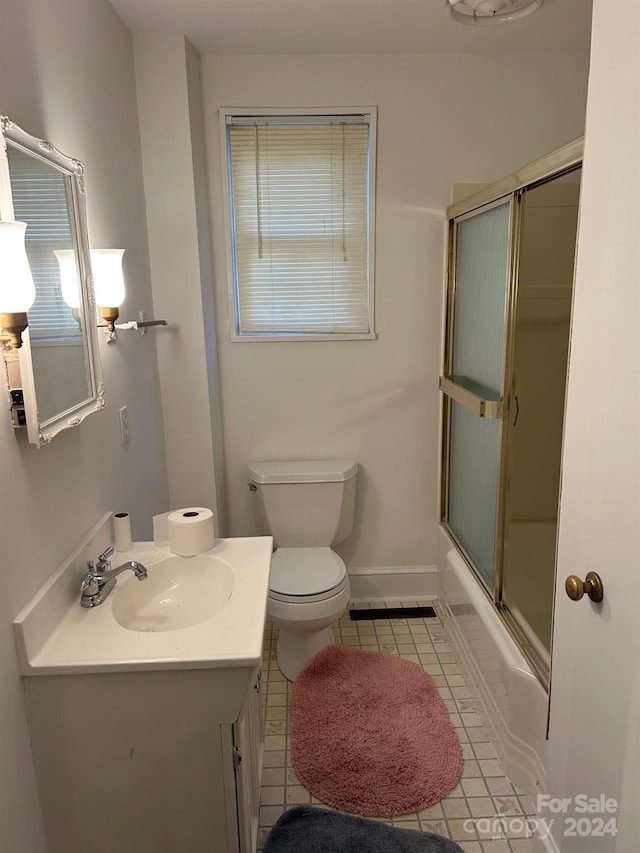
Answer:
[54, 249, 81, 310]
[54, 249, 83, 330]
[0, 221, 36, 349]
[55, 246, 167, 343]
[92, 248, 126, 336]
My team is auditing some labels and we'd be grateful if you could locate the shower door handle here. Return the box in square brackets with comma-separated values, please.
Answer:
[439, 376, 503, 419]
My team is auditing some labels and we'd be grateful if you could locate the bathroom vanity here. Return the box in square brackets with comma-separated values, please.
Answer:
[13, 515, 273, 853]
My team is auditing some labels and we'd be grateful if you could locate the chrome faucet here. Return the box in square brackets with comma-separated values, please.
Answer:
[80, 546, 148, 608]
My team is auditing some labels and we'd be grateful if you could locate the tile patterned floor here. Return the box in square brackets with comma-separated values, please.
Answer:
[259, 602, 537, 853]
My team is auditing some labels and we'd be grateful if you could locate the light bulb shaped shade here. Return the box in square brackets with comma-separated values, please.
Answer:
[54, 249, 82, 309]
[91, 248, 125, 308]
[0, 221, 36, 312]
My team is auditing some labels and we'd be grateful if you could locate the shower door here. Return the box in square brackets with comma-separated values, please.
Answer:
[501, 170, 581, 658]
[440, 140, 583, 687]
[441, 198, 515, 593]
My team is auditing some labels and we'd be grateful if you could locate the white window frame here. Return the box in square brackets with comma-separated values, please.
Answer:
[219, 106, 377, 342]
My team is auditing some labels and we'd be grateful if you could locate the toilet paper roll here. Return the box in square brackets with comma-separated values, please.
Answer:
[168, 507, 215, 557]
[113, 512, 132, 552]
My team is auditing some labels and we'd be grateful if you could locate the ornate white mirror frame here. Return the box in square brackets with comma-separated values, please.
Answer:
[0, 115, 105, 447]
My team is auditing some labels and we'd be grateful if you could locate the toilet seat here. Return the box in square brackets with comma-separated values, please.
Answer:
[269, 575, 350, 605]
[269, 547, 347, 602]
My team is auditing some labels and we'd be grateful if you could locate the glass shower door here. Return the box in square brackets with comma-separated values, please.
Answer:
[501, 170, 581, 656]
[442, 199, 513, 591]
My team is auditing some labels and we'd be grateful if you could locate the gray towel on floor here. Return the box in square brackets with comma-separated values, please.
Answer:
[262, 806, 466, 852]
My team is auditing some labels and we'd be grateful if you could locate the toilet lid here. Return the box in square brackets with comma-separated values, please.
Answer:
[270, 547, 346, 596]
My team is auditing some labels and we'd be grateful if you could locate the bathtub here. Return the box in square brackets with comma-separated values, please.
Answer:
[438, 525, 548, 798]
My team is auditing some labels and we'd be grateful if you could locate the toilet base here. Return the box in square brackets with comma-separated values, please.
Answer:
[277, 626, 335, 681]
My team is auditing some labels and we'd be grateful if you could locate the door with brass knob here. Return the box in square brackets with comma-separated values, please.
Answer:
[565, 571, 604, 603]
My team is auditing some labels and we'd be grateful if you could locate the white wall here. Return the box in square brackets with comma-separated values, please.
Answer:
[134, 34, 225, 530]
[202, 52, 590, 569]
[0, 1, 168, 850]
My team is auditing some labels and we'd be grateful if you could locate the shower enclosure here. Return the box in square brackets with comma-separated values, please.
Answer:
[440, 140, 582, 687]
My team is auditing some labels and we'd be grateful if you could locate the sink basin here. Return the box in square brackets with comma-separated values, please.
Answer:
[13, 522, 273, 675]
[112, 553, 235, 632]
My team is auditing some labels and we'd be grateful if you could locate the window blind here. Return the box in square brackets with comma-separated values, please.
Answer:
[227, 115, 372, 336]
[7, 146, 82, 341]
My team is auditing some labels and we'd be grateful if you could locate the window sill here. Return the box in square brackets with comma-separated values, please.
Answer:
[230, 332, 377, 343]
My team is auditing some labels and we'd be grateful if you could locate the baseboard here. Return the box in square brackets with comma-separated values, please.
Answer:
[348, 566, 437, 603]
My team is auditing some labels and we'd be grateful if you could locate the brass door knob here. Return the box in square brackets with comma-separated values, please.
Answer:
[565, 572, 604, 603]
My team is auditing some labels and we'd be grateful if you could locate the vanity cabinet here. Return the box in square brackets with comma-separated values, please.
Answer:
[14, 529, 272, 853]
[230, 669, 264, 853]
[23, 665, 264, 853]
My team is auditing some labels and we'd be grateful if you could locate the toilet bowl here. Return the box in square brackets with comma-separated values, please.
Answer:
[247, 459, 358, 681]
[267, 547, 350, 680]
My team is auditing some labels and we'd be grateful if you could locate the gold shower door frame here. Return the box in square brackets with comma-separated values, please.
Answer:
[440, 138, 583, 689]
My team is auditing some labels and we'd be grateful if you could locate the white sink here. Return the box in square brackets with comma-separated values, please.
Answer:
[13, 514, 273, 675]
[112, 554, 235, 632]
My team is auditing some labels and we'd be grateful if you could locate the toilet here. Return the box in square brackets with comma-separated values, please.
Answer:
[247, 459, 358, 681]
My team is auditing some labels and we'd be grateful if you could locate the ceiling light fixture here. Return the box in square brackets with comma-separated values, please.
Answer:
[447, 0, 544, 26]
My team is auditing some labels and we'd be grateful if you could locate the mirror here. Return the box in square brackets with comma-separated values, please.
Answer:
[0, 115, 104, 446]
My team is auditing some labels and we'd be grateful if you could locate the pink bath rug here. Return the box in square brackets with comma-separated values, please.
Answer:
[290, 645, 463, 817]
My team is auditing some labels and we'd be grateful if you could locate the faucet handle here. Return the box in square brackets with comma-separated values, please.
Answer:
[80, 574, 96, 592]
[98, 546, 114, 562]
[80, 564, 100, 597]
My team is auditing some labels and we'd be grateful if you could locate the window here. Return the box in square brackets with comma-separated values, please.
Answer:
[221, 108, 376, 340]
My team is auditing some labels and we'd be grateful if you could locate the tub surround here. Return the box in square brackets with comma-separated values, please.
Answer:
[437, 525, 548, 798]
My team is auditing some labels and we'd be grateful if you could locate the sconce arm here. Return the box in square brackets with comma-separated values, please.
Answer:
[114, 319, 168, 331]
[99, 311, 169, 343]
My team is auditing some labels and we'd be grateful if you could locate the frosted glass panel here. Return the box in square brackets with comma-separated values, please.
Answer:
[446, 200, 511, 591]
[448, 402, 500, 588]
[452, 202, 511, 396]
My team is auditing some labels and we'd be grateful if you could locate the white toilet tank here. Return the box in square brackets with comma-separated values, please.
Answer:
[247, 460, 358, 548]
